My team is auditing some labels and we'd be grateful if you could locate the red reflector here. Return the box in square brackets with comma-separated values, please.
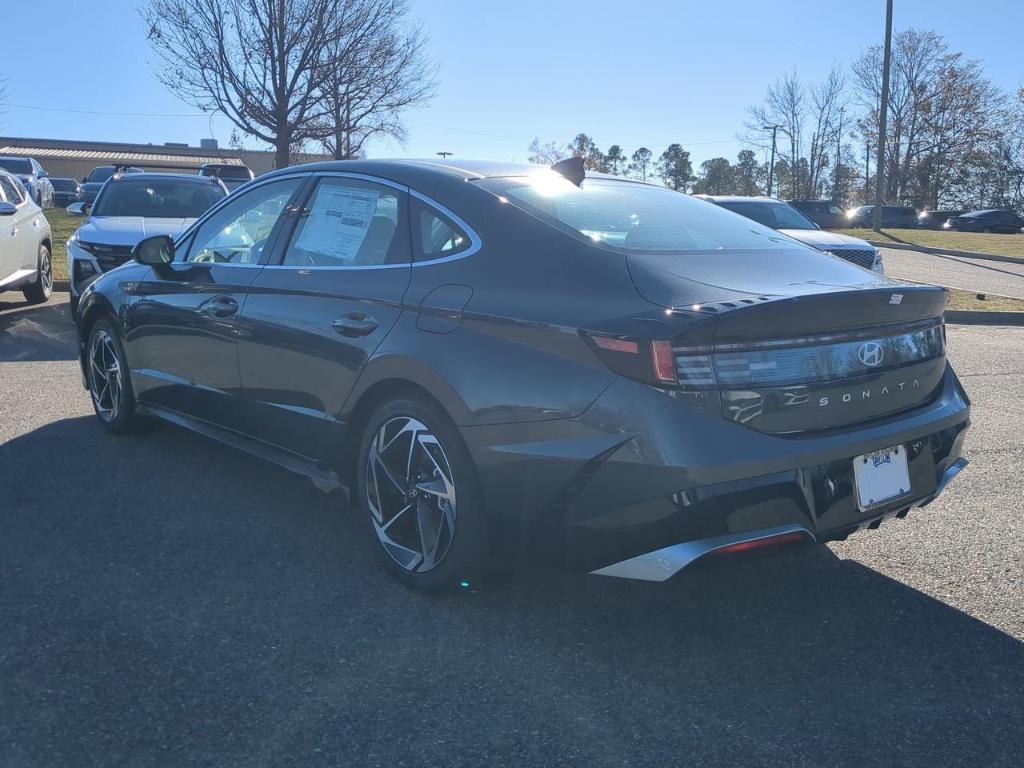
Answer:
[710, 532, 806, 556]
[592, 336, 639, 354]
[650, 340, 676, 383]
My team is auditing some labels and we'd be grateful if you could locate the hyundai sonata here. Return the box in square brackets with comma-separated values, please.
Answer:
[74, 158, 970, 590]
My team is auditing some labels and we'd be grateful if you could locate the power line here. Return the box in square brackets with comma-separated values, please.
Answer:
[5, 102, 210, 118]
[5, 101, 744, 151]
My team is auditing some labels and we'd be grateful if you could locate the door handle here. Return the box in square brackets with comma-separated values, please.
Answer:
[201, 295, 240, 318]
[332, 313, 378, 337]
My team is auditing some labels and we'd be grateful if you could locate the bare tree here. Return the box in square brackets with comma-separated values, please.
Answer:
[144, 0, 349, 168]
[527, 138, 565, 165]
[806, 66, 846, 199]
[746, 71, 805, 198]
[316, 0, 436, 160]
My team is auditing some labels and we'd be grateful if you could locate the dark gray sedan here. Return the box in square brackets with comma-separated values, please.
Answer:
[74, 158, 971, 591]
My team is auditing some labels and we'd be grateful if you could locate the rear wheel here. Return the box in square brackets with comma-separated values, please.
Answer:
[86, 319, 143, 433]
[356, 396, 487, 591]
[22, 243, 52, 304]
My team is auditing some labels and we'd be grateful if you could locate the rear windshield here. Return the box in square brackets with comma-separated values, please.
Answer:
[0, 158, 32, 174]
[201, 165, 252, 180]
[51, 178, 78, 191]
[477, 175, 797, 254]
[715, 201, 816, 230]
[92, 178, 225, 218]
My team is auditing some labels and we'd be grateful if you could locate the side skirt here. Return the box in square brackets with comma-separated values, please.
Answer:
[137, 402, 345, 495]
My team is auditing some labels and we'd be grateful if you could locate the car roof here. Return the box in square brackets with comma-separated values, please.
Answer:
[698, 195, 787, 204]
[259, 157, 650, 186]
[0, 155, 31, 160]
[106, 172, 223, 185]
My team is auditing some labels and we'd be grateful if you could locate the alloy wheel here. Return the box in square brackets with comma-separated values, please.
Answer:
[88, 329, 123, 422]
[365, 416, 457, 573]
[40, 249, 53, 297]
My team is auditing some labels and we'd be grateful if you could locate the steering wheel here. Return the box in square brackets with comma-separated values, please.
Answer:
[192, 249, 231, 264]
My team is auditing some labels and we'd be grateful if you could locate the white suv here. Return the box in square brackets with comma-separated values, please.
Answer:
[0, 170, 53, 304]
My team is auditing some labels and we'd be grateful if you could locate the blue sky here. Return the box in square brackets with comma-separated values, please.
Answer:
[2, 0, 1021, 167]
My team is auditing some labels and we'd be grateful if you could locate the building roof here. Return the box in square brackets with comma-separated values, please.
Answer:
[0, 136, 245, 168]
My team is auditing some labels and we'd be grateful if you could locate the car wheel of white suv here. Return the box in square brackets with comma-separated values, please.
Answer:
[22, 243, 52, 305]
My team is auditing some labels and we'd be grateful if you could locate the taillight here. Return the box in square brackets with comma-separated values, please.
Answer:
[583, 333, 677, 385]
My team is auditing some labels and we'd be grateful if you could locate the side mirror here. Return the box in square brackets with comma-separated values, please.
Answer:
[67, 202, 88, 215]
[133, 235, 175, 266]
[38, 171, 49, 179]
[0, 201, 16, 217]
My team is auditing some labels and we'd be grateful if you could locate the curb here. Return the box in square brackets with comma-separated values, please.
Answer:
[944, 309, 1024, 326]
[868, 240, 1024, 266]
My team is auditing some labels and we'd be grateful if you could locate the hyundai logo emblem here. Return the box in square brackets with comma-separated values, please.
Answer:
[858, 341, 885, 367]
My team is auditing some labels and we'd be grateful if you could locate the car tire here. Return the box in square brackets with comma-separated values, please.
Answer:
[22, 243, 53, 305]
[85, 318, 144, 434]
[356, 395, 488, 592]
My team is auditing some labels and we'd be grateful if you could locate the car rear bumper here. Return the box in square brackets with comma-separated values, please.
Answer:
[462, 364, 970, 577]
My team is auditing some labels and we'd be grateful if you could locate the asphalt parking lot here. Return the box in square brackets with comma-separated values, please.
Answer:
[881, 246, 1024, 298]
[2, 292, 1023, 767]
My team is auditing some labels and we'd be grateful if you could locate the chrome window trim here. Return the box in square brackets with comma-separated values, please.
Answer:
[260, 176, 483, 271]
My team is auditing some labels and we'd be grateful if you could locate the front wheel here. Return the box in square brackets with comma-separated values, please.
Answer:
[86, 319, 144, 433]
[22, 243, 52, 304]
[356, 396, 488, 591]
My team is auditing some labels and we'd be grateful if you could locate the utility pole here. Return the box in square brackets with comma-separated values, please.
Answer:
[864, 141, 871, 202]
[834, 107, 845, 204]
[763, 124, 781, 197]
[872, 0, 894, 232]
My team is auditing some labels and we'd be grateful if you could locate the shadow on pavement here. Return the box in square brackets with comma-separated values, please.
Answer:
[2, 415, 1022, 767]
[0, 294, 77, 362]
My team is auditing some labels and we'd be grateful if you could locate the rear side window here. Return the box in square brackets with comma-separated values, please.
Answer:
[413, 198, 471, 262]
[283, 178, 408, 267]
[0, 176, 24, 204]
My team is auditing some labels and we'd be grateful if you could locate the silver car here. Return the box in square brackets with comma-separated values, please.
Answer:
[699, 195, 884, 273]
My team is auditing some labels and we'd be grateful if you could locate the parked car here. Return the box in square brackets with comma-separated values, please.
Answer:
[74, 158, 970, 591]
[0, 170, 53, 304]
[66, 173, 227, 318]
[50, 177, 82, 208]
[79, 165, 144, 205]
[845, 205, 918, 228]
[198, 163, 255, 192]
[698, 195, 883, 272]
[943, 209, 1024, 234]
[787, 199, 848, 229]
[917, 209, 963, 230]
[0, 156, 54, 208]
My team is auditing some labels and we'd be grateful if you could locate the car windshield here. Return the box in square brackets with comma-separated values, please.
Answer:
[51, 178, 77, 191]
[478, 174, 795, 254]
[86, 167, 116, 183]
[0, 158, 32, 174]
[715, 200, 816, 230]
[92, 178, 225, 218]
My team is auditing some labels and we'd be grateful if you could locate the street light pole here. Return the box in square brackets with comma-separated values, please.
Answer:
[763, 124, 781, 197]
[436, 151, 453, 159]
[872, 0, 894, 232]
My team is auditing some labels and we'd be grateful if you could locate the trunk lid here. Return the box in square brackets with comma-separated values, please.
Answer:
[626, 248, 950, 433]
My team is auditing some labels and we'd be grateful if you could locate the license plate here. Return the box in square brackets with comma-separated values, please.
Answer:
[853, 445, 912, 511]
